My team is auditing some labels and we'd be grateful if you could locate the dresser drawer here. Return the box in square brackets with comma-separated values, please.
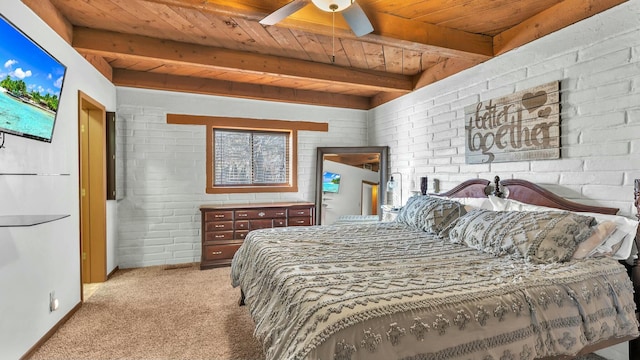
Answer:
[250, 219, 274, 230]
[289, 217, 312, 226]
[203, 243, 241, 261]
[205, 221, 233, 232]
[236, 208, 287, 219]
[234, 220, 249, 230]
[205, 211, 234, 222]
[236, 230, 249, 240]
[289, 208, 312, 217]
[274, 218, 286, 227]
[205, 231, 234, 241]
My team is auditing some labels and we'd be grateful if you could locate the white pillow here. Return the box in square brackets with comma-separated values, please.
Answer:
[488, 195, 639, 260]
[572, 221, 617, 259]
[487, 195, 511, 211]
[446, 197, 493, 210]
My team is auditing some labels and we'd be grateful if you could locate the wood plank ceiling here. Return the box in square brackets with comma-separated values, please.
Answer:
[24, 0, 627, 110]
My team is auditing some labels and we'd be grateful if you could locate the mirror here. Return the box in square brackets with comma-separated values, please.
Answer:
[315, 146, 388, 225]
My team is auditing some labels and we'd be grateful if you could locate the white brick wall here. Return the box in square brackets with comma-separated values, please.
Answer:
[370, 1, 640, 219]
[116, 89, 368, 268]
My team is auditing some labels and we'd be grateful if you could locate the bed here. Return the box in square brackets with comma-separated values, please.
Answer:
[230, 177, 640, 360]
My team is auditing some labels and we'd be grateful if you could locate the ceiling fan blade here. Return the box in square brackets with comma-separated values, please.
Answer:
[342, 1, 373, 37]
[259, 0, 309, 26]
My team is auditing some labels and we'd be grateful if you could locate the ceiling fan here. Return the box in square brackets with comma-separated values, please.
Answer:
[260, 0, 374, 37]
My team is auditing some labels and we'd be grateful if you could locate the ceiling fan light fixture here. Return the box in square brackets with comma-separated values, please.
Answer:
[311, 0, 353, 12]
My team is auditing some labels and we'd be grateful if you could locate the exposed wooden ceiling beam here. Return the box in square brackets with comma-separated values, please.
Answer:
[136, 0, 494, 61]
[22, 0, 73, 44]
[112, 69, 372, 110]
[413, 58, 482, 90]
[370, 56, 485, 108]
[73, 27, 413, 94]
[82, 54, 113, 82]
[369, 92, 404, 109]
[494, 0, 628, 55]
[363, 11, 493, 60]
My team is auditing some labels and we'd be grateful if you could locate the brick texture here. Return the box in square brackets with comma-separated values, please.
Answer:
[116, 91, 368, 267]
[369, 2, 640, 218]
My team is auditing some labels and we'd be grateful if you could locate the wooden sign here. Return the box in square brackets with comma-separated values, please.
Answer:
[464, 81, 560, 164]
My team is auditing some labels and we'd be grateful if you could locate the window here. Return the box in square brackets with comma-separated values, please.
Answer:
[206, 125, 299, 194]
[165, 114, 328, 194]
[213, 129, 290, 187]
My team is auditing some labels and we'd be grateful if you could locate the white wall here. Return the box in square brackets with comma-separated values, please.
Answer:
[370, 1, 640, 219]
[115, 88, 368, 268]
[0, 1, 117, 358]
[321, 160, 380, 225]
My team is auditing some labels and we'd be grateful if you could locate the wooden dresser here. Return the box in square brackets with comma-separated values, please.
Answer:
[199, 202, 315, 269]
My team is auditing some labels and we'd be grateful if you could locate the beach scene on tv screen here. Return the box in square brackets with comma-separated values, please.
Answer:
[0, 16, 66, 141]
[323, 172, 341, 193]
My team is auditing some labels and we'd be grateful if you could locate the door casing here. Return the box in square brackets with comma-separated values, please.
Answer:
[78, 91, 107, 298]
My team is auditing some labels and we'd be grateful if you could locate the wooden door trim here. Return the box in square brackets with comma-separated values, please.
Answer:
[78, 91, 107, 299]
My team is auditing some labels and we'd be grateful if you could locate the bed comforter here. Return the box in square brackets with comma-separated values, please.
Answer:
[230, 222, 639, 360]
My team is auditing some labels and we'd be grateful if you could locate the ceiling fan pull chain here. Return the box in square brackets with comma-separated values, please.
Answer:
[332, 10, 336, 64]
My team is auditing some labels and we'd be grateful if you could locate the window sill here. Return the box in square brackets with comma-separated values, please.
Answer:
[206, 185, 299, 194]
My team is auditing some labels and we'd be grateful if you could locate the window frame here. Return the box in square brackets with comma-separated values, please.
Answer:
[166, 114, 327, 195]
[207, 125, 298, 194]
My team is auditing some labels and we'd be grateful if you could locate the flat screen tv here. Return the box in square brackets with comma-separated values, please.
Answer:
[0, 15, 67, 143]
[322, 171, 341, 193]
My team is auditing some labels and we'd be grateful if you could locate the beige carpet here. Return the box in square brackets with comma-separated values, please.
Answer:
[28, 263, 610, 360]
[29, 263, 264, 360]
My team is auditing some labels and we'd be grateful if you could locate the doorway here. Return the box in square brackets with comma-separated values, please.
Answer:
[361, 181, 378, 216]
[78, 91, 107, 299]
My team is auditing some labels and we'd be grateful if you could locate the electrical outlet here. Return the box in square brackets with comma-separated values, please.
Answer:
[49, 291, 59, 312]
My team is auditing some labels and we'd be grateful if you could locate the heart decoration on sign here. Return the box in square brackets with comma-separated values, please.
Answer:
[538, 107, 552, 118]
[521, 91, 548, 113]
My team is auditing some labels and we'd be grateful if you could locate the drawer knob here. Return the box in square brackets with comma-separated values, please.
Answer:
[297, 211, 304, 214]
[238, 213, 247, 217]
[214, 214, 225, 218]
[215, 224, 225, 228]
[211, 251, 223, 255]
[215, 235, 225, 238]
[258, 211, 266, 217]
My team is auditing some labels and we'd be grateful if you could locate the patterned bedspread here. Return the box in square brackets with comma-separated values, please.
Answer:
[230, 222, 639, 360]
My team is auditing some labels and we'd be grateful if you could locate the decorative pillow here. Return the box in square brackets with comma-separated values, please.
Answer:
[396, 195, 466, 235]
[488, 195, 639, 260]
[446, 209, 596, 263]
